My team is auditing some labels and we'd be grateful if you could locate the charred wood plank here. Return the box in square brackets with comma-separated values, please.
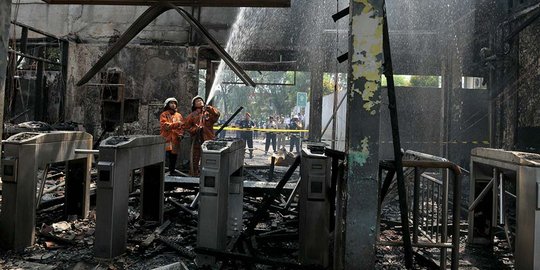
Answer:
[142, 220, 172, 247]
[244, 169, 267, 182]
[245, 156, 300, 236]
[269, 156, 275, 181]
[37, 232, 75, 246]
[157, 236, 196, 258]
[166, 197, 197, 216]
[195, 247, 320, 269]
[255, 232, 299, 241]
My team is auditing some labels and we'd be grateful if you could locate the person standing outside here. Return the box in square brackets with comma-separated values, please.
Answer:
[276, 115, 285, 150]
[183, 96, 220, 176]
[239, 112, 255, 159]
[297, 112, 305, 126]
[289, 116, 302, 154]
[160, 97, 184, 176]
[264, 116, 277, 155]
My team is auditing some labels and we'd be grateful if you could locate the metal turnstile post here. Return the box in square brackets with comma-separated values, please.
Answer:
[468, 148, 540, 269]
[95, 135, 165, 258]
[0, 132, 93, 251]
[299, 142, 331, 267]
[197, 139, 245, 266]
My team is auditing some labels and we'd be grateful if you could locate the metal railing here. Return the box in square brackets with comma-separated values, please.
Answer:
[411, 172, 444, 244]
[378, 155, 462, 270]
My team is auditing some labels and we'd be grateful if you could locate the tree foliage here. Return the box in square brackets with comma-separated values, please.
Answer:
[381, 75, 411, 87]
[213, 70, 311, 122]
[209, 71, 347, 122]
[409, 75, 439, 87]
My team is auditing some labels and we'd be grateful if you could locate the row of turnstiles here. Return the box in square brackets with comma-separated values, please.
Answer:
[0, 132, 166, 258]
[2, 131, 540, 269]
[0, 131, 333, 267]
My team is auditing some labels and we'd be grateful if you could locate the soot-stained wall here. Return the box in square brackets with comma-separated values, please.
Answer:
[66, 44, 197, 137]
[516, 19, 540, 152]
[379, 87, 490, 169]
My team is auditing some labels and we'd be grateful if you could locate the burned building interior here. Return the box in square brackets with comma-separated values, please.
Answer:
[0, 0, 540, 269]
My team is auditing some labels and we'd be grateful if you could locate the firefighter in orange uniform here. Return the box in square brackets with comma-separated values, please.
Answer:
[183, 96, 220, 176]
[160, 97, 184, 176]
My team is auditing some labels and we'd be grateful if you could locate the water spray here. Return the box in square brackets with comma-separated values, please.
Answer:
[205, 7, 257, 105]
[205, 72, 221, 104]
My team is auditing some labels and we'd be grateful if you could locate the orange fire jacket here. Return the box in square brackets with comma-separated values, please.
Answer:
[160, 110, 184, 154]
[184, 105, 220, 143]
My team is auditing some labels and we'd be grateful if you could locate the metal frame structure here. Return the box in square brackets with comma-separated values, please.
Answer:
[468, 148, 540, 269]
[299, 142, 332, 267]
[95, 135, 165, 258]
[7, 21, 69, 123]
[0, 131, 93, 251]
[76, 2, 255, 88]
[42, 0, 290, 7]
[378, 155, 462, 270]
[221, 69, 297, 86]
[197, 139, 245, 266]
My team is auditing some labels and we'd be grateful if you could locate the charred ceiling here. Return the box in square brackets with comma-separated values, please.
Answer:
[42, 0, 291, 7]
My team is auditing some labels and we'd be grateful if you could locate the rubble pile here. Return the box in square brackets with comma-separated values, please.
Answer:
[0, 163, 303, 269]
[0, 159, 499, 269]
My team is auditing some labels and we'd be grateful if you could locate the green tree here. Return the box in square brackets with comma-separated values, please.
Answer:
[409, 75, 439, 87]
[256, 71, 296, 117]
[213, 70, 313, 120]
[214, 69, 249, 116]
[322, 73, 335, 96]
[381, 75, 411, 87]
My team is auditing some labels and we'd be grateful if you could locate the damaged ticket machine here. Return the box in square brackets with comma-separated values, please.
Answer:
[95, 135, 165, 258]
[468, 148, 540, 269]
[0, 132, 93, 251]
[299, 142, 332, 268]
[197, 139, 245, 266]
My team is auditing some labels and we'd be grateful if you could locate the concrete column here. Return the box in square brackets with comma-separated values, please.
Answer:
[439, 43, 461, 159]
[342, 1, 384, 269]
[440, 45, 450, 158]
[0, 2, 11, 146]
[439, 2, 465, 160]
[309, 69, 323, 141]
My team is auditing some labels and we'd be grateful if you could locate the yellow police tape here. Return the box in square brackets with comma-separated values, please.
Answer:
[378, 141, 490, 145]
[213, 126, 309, 133]
[212, 127, 490, 145]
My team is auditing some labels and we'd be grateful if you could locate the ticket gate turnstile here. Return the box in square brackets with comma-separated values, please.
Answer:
[95, 135, 165, 258]
[197, 139, 245, 266]
[0, 131, 93, 251]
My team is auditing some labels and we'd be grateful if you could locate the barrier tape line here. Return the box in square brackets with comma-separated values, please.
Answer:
[213, 126, 309, 133]
[319, 139, 489, 144]
[212, 126, 489, 145]
[378, 141, 490, 145]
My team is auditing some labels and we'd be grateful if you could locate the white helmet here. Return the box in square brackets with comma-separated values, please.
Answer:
[163, 97, 178, 108]
[191, 95, 204, 105]
[191, 96, 205, 111]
